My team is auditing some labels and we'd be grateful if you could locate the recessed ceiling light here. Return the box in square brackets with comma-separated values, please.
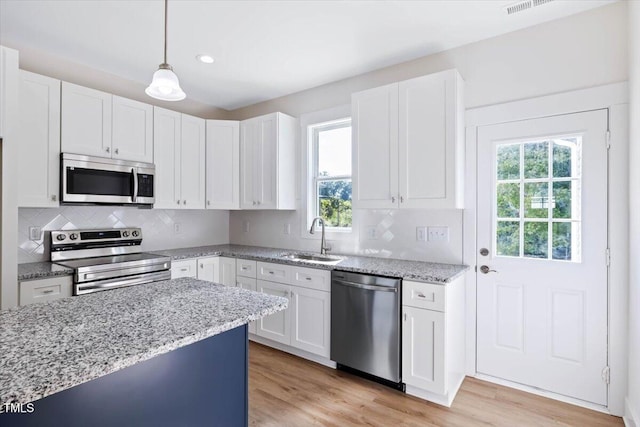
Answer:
[196, 54, 215, 64]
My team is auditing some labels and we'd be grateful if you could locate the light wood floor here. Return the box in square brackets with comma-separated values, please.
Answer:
[248, 342, 622, 427]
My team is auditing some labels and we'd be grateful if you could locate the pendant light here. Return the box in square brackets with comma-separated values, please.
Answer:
[146, 0, 186, 101]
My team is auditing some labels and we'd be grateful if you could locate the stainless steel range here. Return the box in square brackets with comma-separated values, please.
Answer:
[51, 228, 171, 295]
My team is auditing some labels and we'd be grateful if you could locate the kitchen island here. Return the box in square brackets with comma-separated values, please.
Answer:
[0, 278, 287, 426]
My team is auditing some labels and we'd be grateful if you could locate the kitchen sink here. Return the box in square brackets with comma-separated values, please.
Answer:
[281, 252, 344, 265]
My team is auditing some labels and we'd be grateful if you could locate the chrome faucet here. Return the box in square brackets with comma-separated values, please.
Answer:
[310, 217, 330, 255]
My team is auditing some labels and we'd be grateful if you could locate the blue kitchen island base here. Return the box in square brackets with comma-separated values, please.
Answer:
[2, 324, 248, 427]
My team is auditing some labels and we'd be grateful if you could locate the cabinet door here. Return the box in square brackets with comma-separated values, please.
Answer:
[180, 114, 206, 209]
[206, 120, 240, 209]
[399, 71, 462, 209]
[290, 286, 330, 357]
[402, 306, 445, 394]
[236, 276, 258, 334]
[352, 83, 399, 209]
[218, 257, 237, 286]
[240, 118, 257, 209]
[18, 71, 60, 207]
[197, 256, 220, 282]
[112, 96, 153, 163]
[171, 259, 197, 279]
[61, 82, 112, 157]
[153, 107, 181, 209]
[256, 114, 278, 209]
[256, 280, 291, 345]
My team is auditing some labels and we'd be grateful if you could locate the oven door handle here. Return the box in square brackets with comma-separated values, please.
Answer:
[332, 279, 397, 293]
[132, 168, 138, 203]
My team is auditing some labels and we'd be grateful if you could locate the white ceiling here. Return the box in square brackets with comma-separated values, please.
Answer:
[0, 0, 616, 111]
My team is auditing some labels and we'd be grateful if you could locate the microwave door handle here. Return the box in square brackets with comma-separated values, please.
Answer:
[132, 168, 138, 203]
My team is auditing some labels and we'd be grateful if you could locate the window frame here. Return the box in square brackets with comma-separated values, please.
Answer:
[308, 118, 353, 232]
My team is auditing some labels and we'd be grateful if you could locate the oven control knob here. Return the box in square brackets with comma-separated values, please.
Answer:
[56, 234, 66, 241]
[132, 230, 139, 237]
[122, 231, 129, 237]
[69, 233, 78, 240]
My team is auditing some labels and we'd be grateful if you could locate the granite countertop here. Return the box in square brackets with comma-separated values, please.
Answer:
[153, 244, 469, 284]
[18, 262, 74, 281]
[19, 244, 468, 284]
[0, 278, 287, 404]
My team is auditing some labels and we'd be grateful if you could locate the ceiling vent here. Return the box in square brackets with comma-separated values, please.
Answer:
[505, 0, 554, 15]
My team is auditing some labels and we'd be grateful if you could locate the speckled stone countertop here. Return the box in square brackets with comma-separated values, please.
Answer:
[152, 244, 468, 284]
[18, 262, 74, 281]
[0, 278, 287, 404]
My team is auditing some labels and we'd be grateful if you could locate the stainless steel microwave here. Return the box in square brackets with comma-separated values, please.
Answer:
[60, 153, 155, 206]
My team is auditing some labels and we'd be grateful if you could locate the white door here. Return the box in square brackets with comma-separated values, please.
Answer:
[180, 114, 206, 209]
[61, 82, 112, 157]
[290, 287, 330, 357]
[153, 107, 181, 209]
[206, 120, 240, 209]
[256, 280, 291, 345]
[112, 96, 153, 163]
[476, 110, 608, 405]
[351, 83, 399, 209]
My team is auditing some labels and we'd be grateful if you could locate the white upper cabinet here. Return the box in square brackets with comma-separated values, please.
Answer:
[180, 114, 206, 209]
[352, 69, 464, 210]
[61, 82, 112, 157]
[153, 107, 181, 209]
[153, 107, 205, 209]
[0, 46, 19, 139]
[240, 112, 296, 210]
[17, 71, 61, 207]
[62, 82, 154, 163]
[111, 96, 153, 163]
[206, 120, 240, 209]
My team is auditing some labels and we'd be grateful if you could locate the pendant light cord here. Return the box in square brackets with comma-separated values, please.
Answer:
[163, 0, 168, 65]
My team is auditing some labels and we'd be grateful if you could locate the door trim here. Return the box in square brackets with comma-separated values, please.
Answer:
[464, 82, 629, 416]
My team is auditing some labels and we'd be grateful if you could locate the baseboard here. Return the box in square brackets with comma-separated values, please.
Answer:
[248, 334, 336, 369]
[625, 397, 639, 427]
[474, 373, 610, 415]
[405, 374, 465, 408]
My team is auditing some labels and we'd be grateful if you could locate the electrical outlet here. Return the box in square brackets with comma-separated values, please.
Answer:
[416, 227, 427, 242]
[243, 220, 250, 233]
[29, 226, 42, 241]
[428, 226, 449, 242]
[365, 226, 378, 240]
[174, 223, 182, 234]
[283, 223, 291, 235]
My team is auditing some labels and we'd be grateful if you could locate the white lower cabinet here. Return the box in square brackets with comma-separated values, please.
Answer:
[290, 285, 331, 358]
[401, 277, 465, 407]
[20, 276, 72, 306]
[218, 257, 237, 286]
[256, 279, 292, 345]
[196, 257, 219, 282]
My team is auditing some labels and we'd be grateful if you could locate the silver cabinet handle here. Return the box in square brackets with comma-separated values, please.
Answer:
[183, 200, 187, 205]
[252, 201, 256, 206]
[105, 147, 110, 153]
[51, 195, 57, 201]
[333, 279, 398, 293]
[241, 266, 248, 271]
[115, 148, 119, 155]
[391, 196, 396, 203]
[41, 289, 54, 294]
[200, 264, 204, 268]
[257, 201, 261, 205]
[180, 268, 188, 272]
[305, 277, 312, 281]
[400, 196, 404, 203]
[207, 200, 211, 206]
[176, 200, 180, 205]
[404, 313, 407, 321]
[268, 271, 274, 275]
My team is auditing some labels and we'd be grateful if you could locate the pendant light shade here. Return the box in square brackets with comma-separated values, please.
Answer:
[146, 0, 186, 101]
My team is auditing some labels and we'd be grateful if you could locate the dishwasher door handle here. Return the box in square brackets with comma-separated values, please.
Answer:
[333, 279, 398, 293]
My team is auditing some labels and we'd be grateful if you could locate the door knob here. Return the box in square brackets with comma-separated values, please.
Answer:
[480, 265, 497, 274]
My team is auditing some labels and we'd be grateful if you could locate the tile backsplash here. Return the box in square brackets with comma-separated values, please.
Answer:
[18, 207, 229, 263]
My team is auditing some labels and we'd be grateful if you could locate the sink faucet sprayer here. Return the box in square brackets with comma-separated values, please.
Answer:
[310, 217, 330, 255]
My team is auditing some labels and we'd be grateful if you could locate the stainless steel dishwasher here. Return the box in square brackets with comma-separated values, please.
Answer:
[330, 270, 403, 389]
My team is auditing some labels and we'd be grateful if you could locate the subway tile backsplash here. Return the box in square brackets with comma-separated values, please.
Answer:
[18, 207, 229, 263]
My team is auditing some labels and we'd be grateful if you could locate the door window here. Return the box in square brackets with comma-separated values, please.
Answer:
[494, 137, 582, 261]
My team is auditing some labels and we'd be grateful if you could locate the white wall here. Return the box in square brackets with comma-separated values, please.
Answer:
[227, 2, 628, 264]
[627, 1, 640, 425]
[17, 207, 229, 264]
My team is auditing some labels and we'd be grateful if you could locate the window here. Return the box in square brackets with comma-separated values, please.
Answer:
[494, 136, 581, 261]
[309, 119, 352, 230]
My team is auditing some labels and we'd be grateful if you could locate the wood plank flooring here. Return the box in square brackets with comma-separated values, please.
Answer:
[248, 342, 622, 427]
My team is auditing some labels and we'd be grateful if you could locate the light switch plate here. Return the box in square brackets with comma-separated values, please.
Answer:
[174, 223, 182, 234]
[365, 226, 378, 240]
[283, 223, 291, 235]
[428, 226, 449, 242]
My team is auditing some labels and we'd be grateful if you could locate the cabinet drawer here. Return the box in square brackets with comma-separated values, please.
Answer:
[236, 259, 257, 278]
[257, 261, 292, 284]
[292, 266, 331, 292]
[171, 259, 197, 279]
[20, 276, 73, 306]
[403, 281, 445, 312]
